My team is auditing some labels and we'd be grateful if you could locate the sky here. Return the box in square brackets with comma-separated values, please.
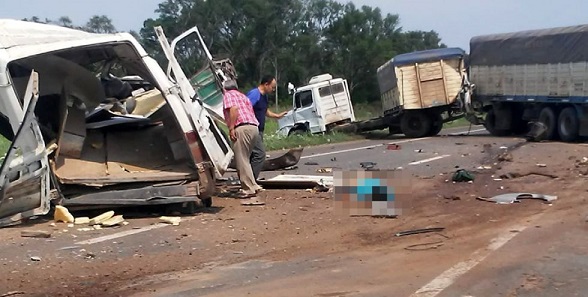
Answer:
[2, 0, 588, 50]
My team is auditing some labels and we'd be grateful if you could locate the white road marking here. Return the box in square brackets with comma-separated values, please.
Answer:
[408, 155, 451, 165]
[301, 137, 431, 159]
[409, 224, 532, 297]
[75, 224, 168, 245]
[75, 216, 199, 245]
[300, 127, 486, 160]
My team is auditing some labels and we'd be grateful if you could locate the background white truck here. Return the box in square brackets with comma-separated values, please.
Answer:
[277, 74, 356, 136]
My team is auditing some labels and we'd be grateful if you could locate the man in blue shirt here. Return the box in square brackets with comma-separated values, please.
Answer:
[246, 75, 287, 180]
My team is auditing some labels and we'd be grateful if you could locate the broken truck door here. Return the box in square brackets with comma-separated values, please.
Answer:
[154, 26, 233, 178]
[0, 71, 52, 227]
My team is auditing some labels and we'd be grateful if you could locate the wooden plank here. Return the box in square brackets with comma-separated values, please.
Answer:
[414, 63, 424, 108]
[440, 60, 449, 104]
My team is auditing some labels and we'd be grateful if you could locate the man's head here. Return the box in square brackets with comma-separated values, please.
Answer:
[223, 79, 239, 91]
[259, 75, 276, 94]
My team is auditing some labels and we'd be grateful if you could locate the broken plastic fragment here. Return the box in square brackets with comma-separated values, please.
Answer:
[477, 193, 558, 204]
[160, 216, 181, 226]
[102, 215, 125, 227]
[89, 211, 115, 225]
[54, 205, 75, 223]
[74, 217, 90, 225]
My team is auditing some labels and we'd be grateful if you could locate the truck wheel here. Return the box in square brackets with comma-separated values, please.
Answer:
[537, 107, 558, 140]
[484, 109, 510, 136]
[428, 114, 443, 136]
[558, 107, 579, 142]
[289, 128, 308, 136]
[401, 111, 432, 138]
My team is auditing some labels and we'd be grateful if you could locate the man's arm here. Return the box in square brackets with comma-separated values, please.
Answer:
[266, 109, 288, 119]
[227, 106, 239, 130]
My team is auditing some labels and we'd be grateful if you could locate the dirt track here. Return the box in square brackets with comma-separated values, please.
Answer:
[1, 133, 587, 297]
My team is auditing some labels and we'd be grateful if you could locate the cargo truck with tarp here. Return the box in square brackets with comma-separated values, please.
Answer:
[468, 24, 588, 142]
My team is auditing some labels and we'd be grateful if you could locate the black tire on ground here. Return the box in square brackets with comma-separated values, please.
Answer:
[400, 111, 432, 138]
[484, 109, 511, 136]
[288, 128, 308, 136]
[428, 113, 443, 136]
[538, 106, 558, 141]
[558, 107, 579, 142]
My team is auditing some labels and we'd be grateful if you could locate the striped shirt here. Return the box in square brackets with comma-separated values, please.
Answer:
[223, 89, 259, 128]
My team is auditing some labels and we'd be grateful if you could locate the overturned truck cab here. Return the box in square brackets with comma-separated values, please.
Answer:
[0, 20, 233, 226]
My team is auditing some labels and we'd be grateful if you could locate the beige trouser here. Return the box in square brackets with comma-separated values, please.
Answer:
[233, 125, 262, 195]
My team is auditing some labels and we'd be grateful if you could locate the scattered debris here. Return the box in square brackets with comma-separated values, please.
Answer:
[477, 193, 558, 204]
[316, 168, 333, 173]
[415, 149, 423, 153]
[102, 215, 125, 227]
[74, 217, 90, 225]
[77, 228, 93, 232]
[536, 164, 547, 168]
[93, 225, 102, 230]
[85, 252, 96, 259]
[54, 205, 75, 223]
[89, 211, 115, 225]
[405, 241, 445, 251]
[30, 256, 41, 262]
[331, 157, 337, 162]
[498, 152, 513, 162]
[387, 144, 401, 150]
[304, 161, 319, 166]
[452, 169, 475, 182]
[0, 291, 26, 297]
[499, 146, 508, 149]
[160, 216, 181, 226]
[360, 162, 377, 169]
[526, 122, 548, 142]
[441, 195, 461, 201]
[455, 142, 465, 145]
[395, 227, 446, 237]
[21, 230, 52, 238]
[240, 198, 265, 206]
[579, 157, 588, 166]
[500, 171, 558, 179]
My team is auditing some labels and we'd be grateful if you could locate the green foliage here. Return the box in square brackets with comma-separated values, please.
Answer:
[139, 0, 446, 103]
[22, 15, 118, 33]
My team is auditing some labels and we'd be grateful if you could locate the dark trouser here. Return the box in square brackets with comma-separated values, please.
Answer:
[250, 132, 266, 180]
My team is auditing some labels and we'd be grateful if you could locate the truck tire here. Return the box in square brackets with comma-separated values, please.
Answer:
[401, 111, 432, 138]
[484, 109, 510, 136]
[558, 107, 579, 142]
[428, 113, 443, 136]
[538, 106, 558, 141]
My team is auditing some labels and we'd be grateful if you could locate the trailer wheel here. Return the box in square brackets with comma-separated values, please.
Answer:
[537, 107, 558, 141]
[558, 107, 579, 142]
[428, 113, 443, 136]
[484, 109, 510, 136]
[401, 111, 432, 138]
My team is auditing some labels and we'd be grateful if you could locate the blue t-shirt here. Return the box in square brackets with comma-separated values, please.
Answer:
[246, 88, 268, 133]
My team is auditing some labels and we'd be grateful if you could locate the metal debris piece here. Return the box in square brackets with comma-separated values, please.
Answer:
[536, 164, 547, 167]
[30, 256, 41, 262]
[395, 227, 446, 237]
[0, 291, 26, 297]
[405, 241, 445, 251]
[21, 230, 52, 238]
[477, 193, 558, 204]
[360, 162, 377, 169]
[316, 168, 333, 173]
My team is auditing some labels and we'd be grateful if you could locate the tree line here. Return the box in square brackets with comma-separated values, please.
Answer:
[23, 0, 446, 103]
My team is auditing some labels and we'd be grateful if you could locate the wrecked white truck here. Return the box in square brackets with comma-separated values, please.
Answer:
[0, 19, 234, 226]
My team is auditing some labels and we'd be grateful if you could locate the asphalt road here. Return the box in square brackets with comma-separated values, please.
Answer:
[260, 125, 519, 179]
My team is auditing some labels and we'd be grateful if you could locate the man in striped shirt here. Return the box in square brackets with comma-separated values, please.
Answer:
[222, 80, 265, 203]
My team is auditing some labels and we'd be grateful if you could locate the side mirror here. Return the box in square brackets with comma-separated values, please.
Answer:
[288, 82, 295, 95]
